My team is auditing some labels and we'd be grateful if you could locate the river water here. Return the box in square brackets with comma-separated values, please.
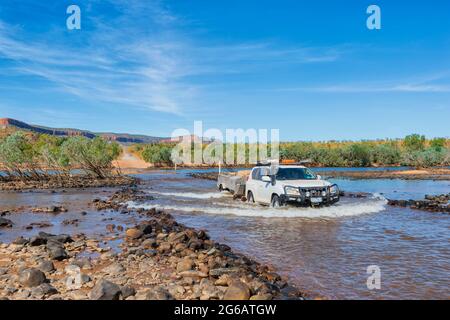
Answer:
[1, 169, 449, 299]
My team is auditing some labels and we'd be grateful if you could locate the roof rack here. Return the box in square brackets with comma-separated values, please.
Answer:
[256, 159, 279, 167]
[280, 159, 312, 165]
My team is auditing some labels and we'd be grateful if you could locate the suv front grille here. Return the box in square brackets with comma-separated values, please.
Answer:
[300, 187, 327, 197]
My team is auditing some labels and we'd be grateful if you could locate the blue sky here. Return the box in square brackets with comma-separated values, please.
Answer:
[0, 0, 449, 141]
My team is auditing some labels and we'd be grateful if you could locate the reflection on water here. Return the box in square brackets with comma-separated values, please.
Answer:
[1, 169, 449, 299]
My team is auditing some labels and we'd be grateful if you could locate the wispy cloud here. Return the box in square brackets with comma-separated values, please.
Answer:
[0, 1, 341, 115]
[277, 78, 450, 93]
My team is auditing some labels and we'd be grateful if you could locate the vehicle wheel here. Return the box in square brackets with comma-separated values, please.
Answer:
[247, 191, 255, 203]
[218, 184, 223, 192]
[271, 194, 282, 208]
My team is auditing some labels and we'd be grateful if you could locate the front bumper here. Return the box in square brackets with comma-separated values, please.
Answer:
[282, 184, 340, 205]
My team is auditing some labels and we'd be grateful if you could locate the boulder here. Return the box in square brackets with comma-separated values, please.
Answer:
[89, 279, 121, 300]
[250, 293, 272, 300]
[0, 217, 13, 228]
[209, 267, 241, 277]
[13, 236, 29, 245]
[223, 281, 251, 300]
[102, 262, 125, 275]
[145, 286, 172, 300]
[157, 242, 172, 253]
[19, 268, 47, 287]
[137, 223, 152, 235]
[37, 260, 55, 273]
[120, 286, 136, 299]
[29, 236, 46, 246]
[31, 283, 58, 298]
[176, 258, 194, 273]
[126, 228, 143, 239]
[47, 243, 68, 261]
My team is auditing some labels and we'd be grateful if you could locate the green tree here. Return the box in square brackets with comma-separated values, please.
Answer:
[0, 131, 41, 180]
[429, 137, 446, 151]
[142, 144, 173, 166]
[61, 136, 120, 178]
[403, 134, 426, 152]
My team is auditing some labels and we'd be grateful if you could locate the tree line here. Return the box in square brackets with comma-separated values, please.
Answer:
[134, 134, 449, 168]
[0, 131, 121, 181]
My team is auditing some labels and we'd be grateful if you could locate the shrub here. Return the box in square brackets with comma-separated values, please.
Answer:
[403, 134, 425, 152]
[429, 138, 446, 151]
[61, 136, 121, 178]
[142, 144, 173, 166]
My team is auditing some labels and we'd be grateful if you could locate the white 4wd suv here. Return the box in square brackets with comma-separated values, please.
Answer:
[245, 165, 340, 207]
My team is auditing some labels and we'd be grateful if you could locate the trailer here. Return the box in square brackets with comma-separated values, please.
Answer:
[217, 170, 250, 197]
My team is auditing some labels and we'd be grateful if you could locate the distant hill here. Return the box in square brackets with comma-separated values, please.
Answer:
[0, 118, 167, 144]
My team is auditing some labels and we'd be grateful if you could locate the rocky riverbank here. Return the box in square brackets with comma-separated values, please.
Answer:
[0, 175, 138, 191]
[388, 193, 450, 214]
[0, 187, 304, 300]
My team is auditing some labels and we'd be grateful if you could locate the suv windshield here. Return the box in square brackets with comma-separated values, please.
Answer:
[275, 167, 317, 180]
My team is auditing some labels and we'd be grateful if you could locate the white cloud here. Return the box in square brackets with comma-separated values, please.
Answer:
[0, 1, 342, 115]
[277, 79, 450, 93]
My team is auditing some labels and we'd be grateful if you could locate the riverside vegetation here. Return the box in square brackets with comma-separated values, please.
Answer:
[133, 134, 450, 168]
[0, 131, 135, 190]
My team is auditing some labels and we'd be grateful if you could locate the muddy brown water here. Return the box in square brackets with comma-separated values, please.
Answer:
[1, 170, 449, 299]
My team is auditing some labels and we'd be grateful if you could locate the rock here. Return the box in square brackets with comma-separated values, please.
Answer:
[31, 283, 58, 298]
[13, 236, 29, 245]
[126, 228, 143, 239]
[106, 224, 115, 232]
[0, 217, 13, 228]
[216, 244, 231, 252]
[15, 289, 31, 299]
[19, 268, 47, 287]
[62, 219, 79, 226]
[65, 264, 81, 274]
[142, 239, 157, 248]
[157, 242, 172, 253]
[37, 260, 55, 273]
[223, 281, 251, 300]
[214, 274, 233, 286]
[137, 223, 152, 235]
[73, 258, 92, 269]
[29, 236, 46, 246]
[102, 262, 125, 275]
[209, 267, 241, 277]
[28, 222, 53, 229]
[120, 286, 136, 299]
[200, 279, 221, 299]
[250, 293, 272, 300]
[176, 258, 194, 273]
[174, 243, 187, 252]
[145, 286, 172, 300]
[47, 243, 68, 261]
[156, 233, 167, 240]
[31, 206, 67, 213]
[89, 279, 121, 300]
[168, 231, 186, 243]
[178, 271, 208, 278]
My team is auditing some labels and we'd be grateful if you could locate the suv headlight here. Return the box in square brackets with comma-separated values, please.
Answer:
[329, 185, 339, 194]
[285, 186, 300, 196]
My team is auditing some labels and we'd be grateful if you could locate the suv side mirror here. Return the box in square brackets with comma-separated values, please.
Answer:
[261, 175, 271, 183]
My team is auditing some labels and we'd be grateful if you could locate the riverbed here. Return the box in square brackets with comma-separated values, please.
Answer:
[1, 169, 449, 299]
